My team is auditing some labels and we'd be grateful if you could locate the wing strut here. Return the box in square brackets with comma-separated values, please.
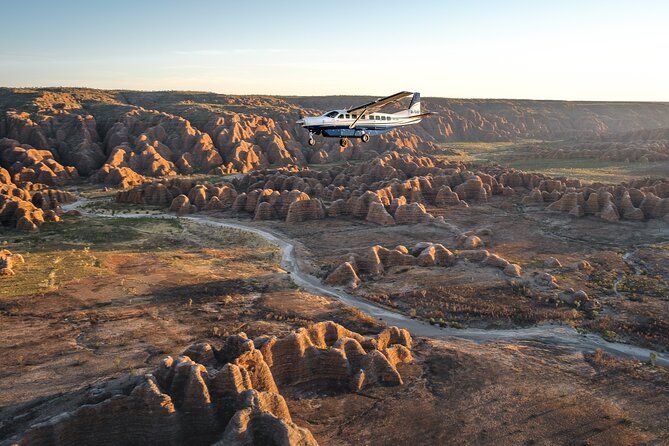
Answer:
[349, 108, 368, 129]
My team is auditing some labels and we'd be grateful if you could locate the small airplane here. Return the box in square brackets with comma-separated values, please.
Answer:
[296, 91, 434, 147]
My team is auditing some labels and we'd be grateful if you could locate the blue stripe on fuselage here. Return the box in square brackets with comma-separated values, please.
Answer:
[307, 126, 395, 138]
[306, 125, 401, 138]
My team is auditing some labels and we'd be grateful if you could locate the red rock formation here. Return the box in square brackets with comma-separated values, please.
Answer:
[13, 322, 412, 445]
[454, 177, 488, 202]
[285, 198, 325, 224]
[0, 170, 46, 231]
[503, 263, 523, 278]
[4, 110, 105, 176]
[324, 261, 361, 289]
[0, 138, 79, 186]
[365, 201, 395, 225]
[169, 194, 196, 215]
[18, 322, 375, 446]
[435, 185, 462, 206]
[256, 321, 412, 391]
[31, 189, 76, 210]
[90, 164, 147, 188]
[0, 248, 24, 276]
[394, 202, 432, 225]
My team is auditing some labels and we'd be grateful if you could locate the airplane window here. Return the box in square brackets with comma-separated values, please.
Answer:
[376, 116, 381, 120]
[352, 114, 357, 118]
[337, 114, 344, 119]
[346, 114, 351, 119]
[325, 111, 338, 118]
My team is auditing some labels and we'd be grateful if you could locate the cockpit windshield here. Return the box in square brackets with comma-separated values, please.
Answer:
[324, 111, 338, 118]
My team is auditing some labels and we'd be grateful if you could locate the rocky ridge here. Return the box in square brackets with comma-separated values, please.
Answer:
[118, 151, 669, 224]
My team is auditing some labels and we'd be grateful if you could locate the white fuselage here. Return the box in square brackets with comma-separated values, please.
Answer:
[299, 109, 423, 131]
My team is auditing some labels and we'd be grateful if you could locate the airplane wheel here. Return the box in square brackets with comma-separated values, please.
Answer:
[339, 138, 349, 148]
[308, 137, 316, 146]
[361, 134, 370, 143]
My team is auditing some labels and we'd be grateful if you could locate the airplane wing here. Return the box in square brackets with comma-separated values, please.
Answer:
[346, 91, 413, 114]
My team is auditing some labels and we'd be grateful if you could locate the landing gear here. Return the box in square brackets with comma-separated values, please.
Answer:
[361, 133, 370, 143]
[308, 132, 316, 146]
[339, 137, 349, 148]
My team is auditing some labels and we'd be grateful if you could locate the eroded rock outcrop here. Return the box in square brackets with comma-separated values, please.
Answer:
[394, 202, 432, 225]
[0, 248, 24, 276]
[324, 261, 361, 289]
[255, 321, 413, 391]
[1, 170, 44, 231]
[365, 201, 395, 225]
[14, 322, 413, 446]
[327, 240, 525, 288]
[4, 110, 104, 176]
[545, 182, 669, 222]
[285, 198, 325, 224]
[0, 138, 79, 186]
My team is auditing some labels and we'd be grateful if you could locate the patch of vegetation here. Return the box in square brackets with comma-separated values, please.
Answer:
[81, 197, 165, 215]
[585, 315, 669, 352]
[381, 284, 575, 328]
[616, 274, 668, 297]
[0, 246, 109, 298]
[589, 269, 618, 294]
[1, 215, 280, 299]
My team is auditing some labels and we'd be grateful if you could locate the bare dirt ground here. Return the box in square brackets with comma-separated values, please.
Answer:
[290, 338, 669, 446]
[250, 195, 669, 351]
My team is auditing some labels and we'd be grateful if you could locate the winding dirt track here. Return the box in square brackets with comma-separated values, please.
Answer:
[69, 200, 669, 366]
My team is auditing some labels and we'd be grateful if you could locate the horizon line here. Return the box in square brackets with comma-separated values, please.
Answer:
[2, 85, 669, 104]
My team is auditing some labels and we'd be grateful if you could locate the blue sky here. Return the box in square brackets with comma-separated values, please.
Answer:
[2, 0, 668, 100]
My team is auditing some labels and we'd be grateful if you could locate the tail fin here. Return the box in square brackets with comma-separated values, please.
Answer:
[408, 92, 420, 114]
